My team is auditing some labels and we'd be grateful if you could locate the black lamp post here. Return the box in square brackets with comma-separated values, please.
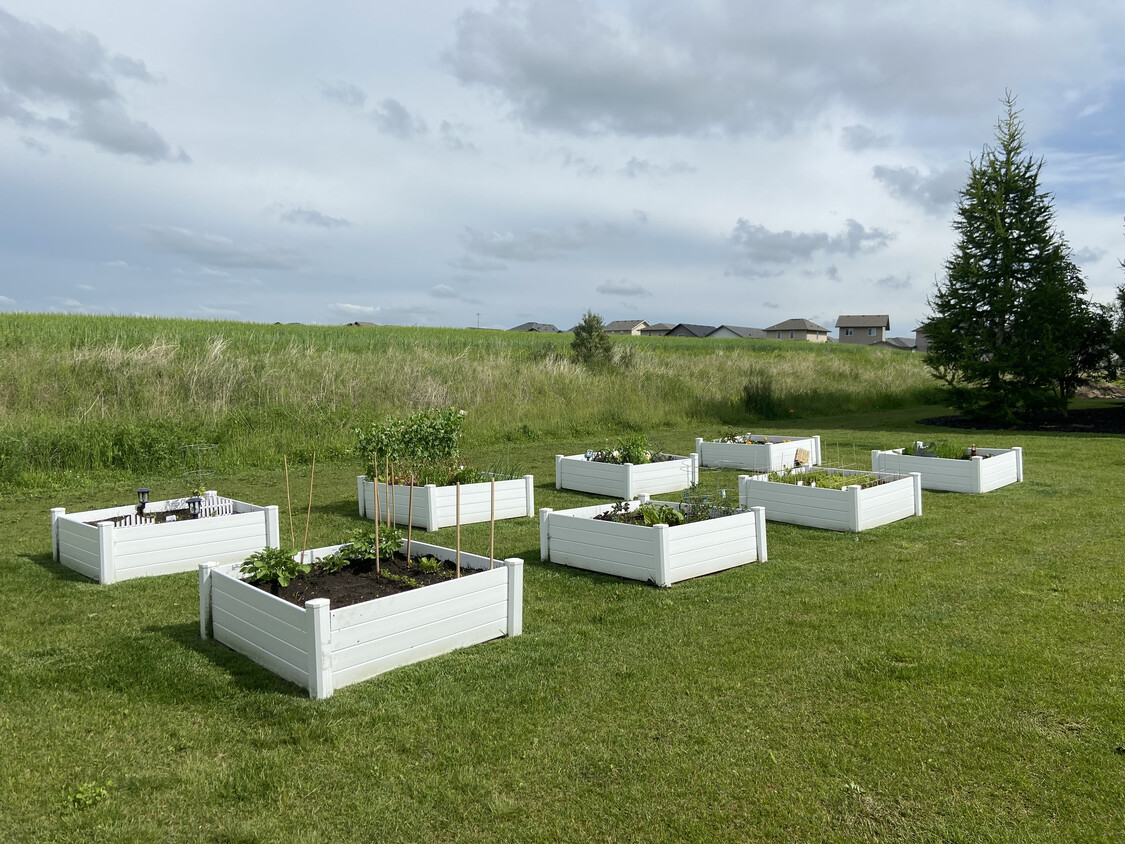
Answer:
[187, 496, 203, 519]
[136, 487, 150, 515]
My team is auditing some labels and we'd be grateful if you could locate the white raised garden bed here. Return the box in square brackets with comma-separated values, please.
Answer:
[538, 496, 767, 587]
[199, 540, 523, 699]
[695, 434, 821, 471]
[357, 475, 535, 531]
[50, 493, 280, 584]
[871, 445, 1023, 493]
[738, 468, 922, 532]
[554, 453, 699, 499]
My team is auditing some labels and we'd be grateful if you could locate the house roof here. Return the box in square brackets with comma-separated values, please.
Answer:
[639, 322, 674, 332]
[765, 318, 830, 333]
[708, 325, 767, 339]
[667, 323, 718, 337]
[604, 319, 649, 331]
[874, 337, 915, 350]
[343, 321, 378, 327]
[836, 314, 890, 329]
[508, 322, 559, 332]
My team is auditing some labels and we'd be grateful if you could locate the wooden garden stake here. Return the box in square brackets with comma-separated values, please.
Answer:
[489, 477, 495, 569]
[283, 454, 296, 548]
[301, 452, 316, 564]
[455, 482, 461, 578]
[406, 482, 414, 560]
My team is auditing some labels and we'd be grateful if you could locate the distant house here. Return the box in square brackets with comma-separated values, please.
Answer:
[665, 323, 718, 338]
[509, 322, 559, 333]
[639, 322, 674, 336]
[604, 319, 650, 335]
[765, 319, 830, 342]
[914, 325, 930, 353]
[836, 314, 890, 345]
[343, 321, 378, 328]
[707, 325, 767, 339]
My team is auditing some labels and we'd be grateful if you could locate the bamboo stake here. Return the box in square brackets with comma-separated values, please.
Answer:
[406, 482, 414, 561]
[372, 454, 380, 574]
[489, 477, 495, 570]
[455, 482, 461, 578]
[301, 452, 316, 564]
[283, 455, 296, 548]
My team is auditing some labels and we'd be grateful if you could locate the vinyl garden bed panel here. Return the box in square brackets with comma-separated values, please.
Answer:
[50, 494, 280, 584]
[694, 434, 821, 471]
[538, 497, 767, 587]
[356, 475, 535, 531]
[738, 468, 922, 532]
[554, 453, 699, 499]
[199, 540, 523, 699]
[871, 445, 1023, 493]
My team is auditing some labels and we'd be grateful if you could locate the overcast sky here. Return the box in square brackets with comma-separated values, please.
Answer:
[1, 1, 1122, 334]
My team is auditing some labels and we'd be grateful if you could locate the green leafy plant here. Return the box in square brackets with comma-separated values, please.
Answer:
[765, 470, 881, 490]
[638, 502, 684, 527]
[903, 441, 972, 460]
[63, 780, 114, 813]
[240, 547, 309, 587]
[346, 526, 405, 562]
[415, 555, 444, 573]
[590, 433, 661, 465]
[355, 407, 466, 482]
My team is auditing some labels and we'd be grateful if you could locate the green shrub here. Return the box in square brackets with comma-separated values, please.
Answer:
[240, 547, 309, 587]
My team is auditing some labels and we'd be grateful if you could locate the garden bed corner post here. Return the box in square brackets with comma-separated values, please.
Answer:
[813, 436, 822, 465]
[972, 456, 985, 494]
[848, 486, 863, 533]
[97, 521, 116, 585]
[265, 505, 281, 549]
[523, 475, 535, 517]
[554, 455, 563, 490]
[198, 562, 216, 639]
[654, 523, 671, 588]
[50, 508, 64, 562]
[694, 438, 704, 457]
[357, 475, 366, 518]
[306, 598, 333, 700]
[505, 558, 524, 637]
[752, 506, 767, 561]
[424, 484, 439, 531]
[1013, 446, 1024, 482]
[624, 464, 635, 501]
[911, 472, 923, 516]
[691, 452, 699, 484]
[538, 508, 552, 562]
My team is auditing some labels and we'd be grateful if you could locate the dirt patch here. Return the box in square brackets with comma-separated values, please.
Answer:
[921, 404, 1125, 435]
[257, 552, 487, 609]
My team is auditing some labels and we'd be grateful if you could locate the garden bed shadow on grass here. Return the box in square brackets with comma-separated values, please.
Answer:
[920, 404, 1125, 435]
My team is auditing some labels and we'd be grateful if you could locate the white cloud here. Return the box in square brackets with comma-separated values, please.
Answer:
[729, 219, 894, 265]
[280, 207, 351, 228]
[597, 278, 650, 297]
[139, 226, 302, 270]
[0, 294, 15, 307]
[872, 164, 962, 215]
[370, 98, 427, 139]
[0, 8, 187, 162]
[461, 220, 624, 261]
[329, 303, 379, 317]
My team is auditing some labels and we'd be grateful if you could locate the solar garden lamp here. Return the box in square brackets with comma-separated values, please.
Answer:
[136, 487, 150, 515]
[187, 496, 203, 519]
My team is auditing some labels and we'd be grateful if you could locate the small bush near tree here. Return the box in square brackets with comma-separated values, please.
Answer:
[572, 310, 613, 367]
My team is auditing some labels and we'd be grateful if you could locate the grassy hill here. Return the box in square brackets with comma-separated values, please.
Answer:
[0, 314, 941, 488]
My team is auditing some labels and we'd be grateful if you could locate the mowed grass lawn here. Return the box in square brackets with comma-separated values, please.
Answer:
[1, 410, 1123, 842]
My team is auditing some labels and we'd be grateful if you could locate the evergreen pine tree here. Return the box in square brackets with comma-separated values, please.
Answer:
[926, 95, 1105, 423]
[571, 310, 613, 367]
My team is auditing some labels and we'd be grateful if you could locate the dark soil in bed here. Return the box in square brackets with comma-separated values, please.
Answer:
[258, 552, 486, 609]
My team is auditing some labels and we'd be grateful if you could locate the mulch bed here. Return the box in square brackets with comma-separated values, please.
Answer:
[259, 553, 485, 609]
[920, 405, 1125, 435]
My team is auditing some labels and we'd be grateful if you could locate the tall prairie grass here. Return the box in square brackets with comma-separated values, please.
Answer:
[0, 314, 942, 485]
